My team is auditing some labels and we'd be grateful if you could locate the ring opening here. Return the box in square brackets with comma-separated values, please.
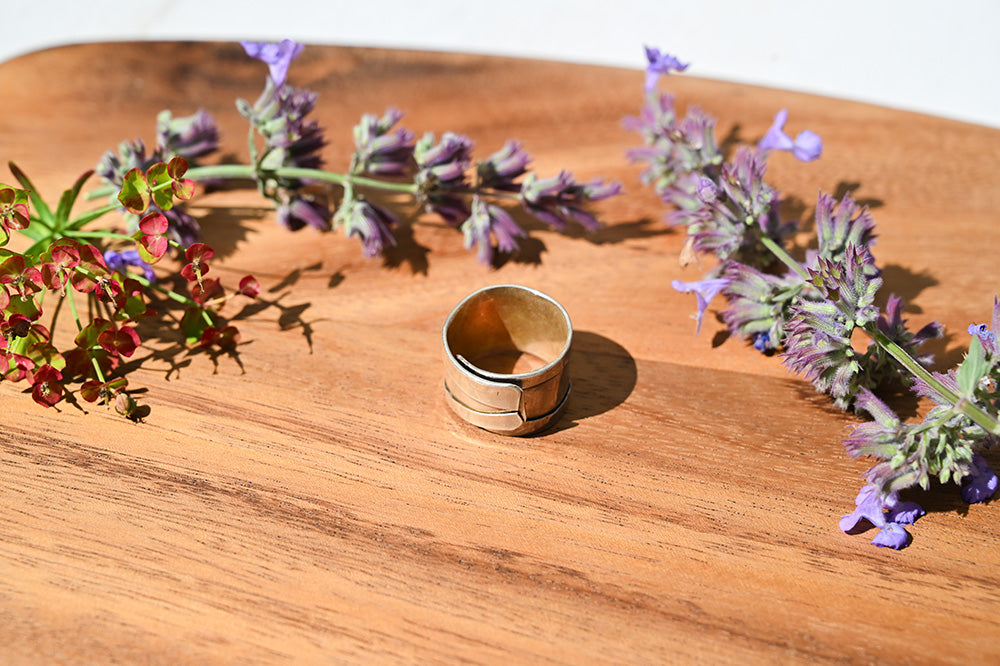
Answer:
[446, 285, 570, 379]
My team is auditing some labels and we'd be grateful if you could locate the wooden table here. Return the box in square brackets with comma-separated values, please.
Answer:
[2, 42, 998, 664]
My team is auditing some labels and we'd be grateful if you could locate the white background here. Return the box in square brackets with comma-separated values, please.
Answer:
[5, 0, 1000, 128]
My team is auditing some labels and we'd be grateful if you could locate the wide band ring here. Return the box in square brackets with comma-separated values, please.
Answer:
[443, 284, 572, 436]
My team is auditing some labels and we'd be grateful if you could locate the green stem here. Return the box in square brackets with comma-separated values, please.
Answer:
[65, 202, 122, 231]
[759, 235, 810, 281]
[758, 232, 1000, 435]
[63, 284, 106, 383]
[129, 272, 198, 307]
[869, 328, 1000, 435]
[185, 164, 420, 195]
[85, 185, 116, 201]
[65, 230, 133, 241]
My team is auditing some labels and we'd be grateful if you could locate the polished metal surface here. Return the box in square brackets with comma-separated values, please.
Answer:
[443, 284, 572, 435]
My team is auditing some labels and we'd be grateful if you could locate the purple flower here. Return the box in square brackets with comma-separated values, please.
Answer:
[478, 140, 531, 192]
[758, 109, 823, 162]
[720, 260, 800, 351]
[333, 196, 397, 257]
[255, 86, 326, 170]
[643, 46, 689, 92]
[414, 132, 474, 223]
[103, 248, 155, 283]
[682, 148, 780, 264]
[415, 131, 473, 185]
[462, 196, 527, 265]
[96, 139, 149, 184]
[671, 277, 730, 334]
[156, 109, 219, 161]
[839, 484, 923, 549]
[520, 171, 621, 232]
[869, 523, 909, 549]
[815, 192, 876, 264]
[241, 39, 305, 86]
[961, 453, 998, 503]
[968, 322, 999, 357]
[351, 108, 415, 176]
[277, 193, 331, 231]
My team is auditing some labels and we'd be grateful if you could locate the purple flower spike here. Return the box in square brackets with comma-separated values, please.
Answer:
[758, 109, 823, 162]
[156, 109, 219, 161]
[241, 39, 305, 86]
[352, 108, 415, 176]
[962, 453, 999, 504]
[520, 171, 621, 232]
[462, 196, 527, 265]
[643, 46, 689, 92]
[277, 194, 331, 231]
[478, 140, 531, 191]
[334, 197, 398, 258]
[671, 277, 730, 334]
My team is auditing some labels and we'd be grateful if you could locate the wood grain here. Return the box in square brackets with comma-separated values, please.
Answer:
[1, 42, 999, 664]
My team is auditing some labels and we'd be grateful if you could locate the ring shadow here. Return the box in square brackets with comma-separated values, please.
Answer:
[538, 330, 637, 435]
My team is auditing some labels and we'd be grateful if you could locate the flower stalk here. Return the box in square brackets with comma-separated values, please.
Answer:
[630, 45, 998, 549]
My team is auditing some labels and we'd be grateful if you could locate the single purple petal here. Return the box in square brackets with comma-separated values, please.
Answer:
[758, 109, 794, 152]
[886, 501, 924, 525]
[696, 177, 717, 203]
[839, 485, 887, 532]
[643, 46, 689, 91]
[241, 39, 305, 86]
[961, 453, 999, 503]
[671, 277, 730, 334]
[792, 130, 823, 162]
[871, 523, 910, 549]
[103, 248, 156, 283]
[968, 322, 999, 356]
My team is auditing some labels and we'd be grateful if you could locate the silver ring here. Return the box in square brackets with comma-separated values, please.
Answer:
[443, 284, 572, 436]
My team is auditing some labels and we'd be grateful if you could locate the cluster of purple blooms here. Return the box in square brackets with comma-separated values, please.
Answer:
[238, 40, 619, 263]
[344, 102, 621, 263]
[95, 40, 620, 266]
[632, 46, 997, 549]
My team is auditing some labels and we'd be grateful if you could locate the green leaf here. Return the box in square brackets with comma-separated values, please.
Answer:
[118, 168, 150, 214]
[180, 306, 209, 344]
[145, 162, 174, 211]
[167, 156, 189, 180]
[132, 231, 168, 265]
[74, 318, 112, 349]
[957, 334, 989, 396]
[54, 170, 94, 226]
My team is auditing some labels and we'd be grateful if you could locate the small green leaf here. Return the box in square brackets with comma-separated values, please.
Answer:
[172, 178, 195, 201]
[118, 168, 150, 214]
[167, 156, 189, 180]
[136, 233, 168, 265]
[180, 306, 209, 344]
[145, 162, 174, 211]
[54, 170, 94, 226]
[74, 318, 113, 349]
[957, 334, 988, 395]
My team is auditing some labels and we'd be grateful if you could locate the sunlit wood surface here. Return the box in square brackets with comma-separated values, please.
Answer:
[1, 42, 999, 664]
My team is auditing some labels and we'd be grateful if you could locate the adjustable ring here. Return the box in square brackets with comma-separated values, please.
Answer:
[443, 284, 572, 436]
